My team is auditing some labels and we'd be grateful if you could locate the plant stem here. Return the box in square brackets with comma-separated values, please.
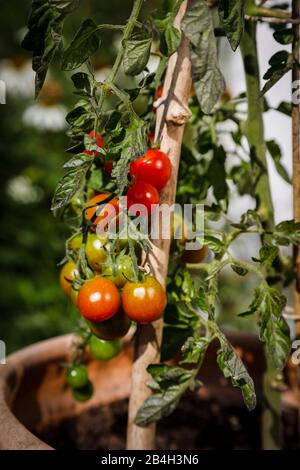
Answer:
[126, 0, 192, 450]
[240, 6, 282, 450]
[109, 0, 145, 83]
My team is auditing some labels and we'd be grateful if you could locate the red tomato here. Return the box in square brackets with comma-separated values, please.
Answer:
[127, 181, 159, 215]
[122, 276, 166, 324]
[77, 277, 121, 322]
[156, 86, 163, 99]
[130, 149, 172, 191]
[84, 130, 103, 156]
[103, 160, 113, 174]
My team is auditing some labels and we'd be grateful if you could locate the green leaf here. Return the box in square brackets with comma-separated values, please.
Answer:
[216, 332, 256, 411]
[276, 101, 292, 116]
[135, 365, 193, 426]
[218, 0, 244, 51]
[52, 154, 93, 211]
[258, 244, 279, 267]
[206, 146, 228, 201]
[261, 51, 294, 96]
[71, 72, 92, 95]
[243, 286, 290, 369]
[22, 0, 79, 96]
[62, 19, 100, 71]
[231, 264, 248, 276]
[111, 114, 147, 194]
[164, 24, 181, 55]
[123, 35, 152, 76]
[273, 28, 294, 45]
[273, 220, 300, 246]
[182, 0, 225, 114]
[266, 140, 291, 183]
[180, 336, 210, 365]
[66, 103, 93, 128]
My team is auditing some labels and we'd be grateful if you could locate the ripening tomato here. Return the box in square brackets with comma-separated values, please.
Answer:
[60, 261, 79, 296]
[86, 234, 108, 271]
[66, 364, 89, 389]
[84, 130, 103, 156]
[87, 309, 131, 340]
[77, 277, 120, 322]
[122, 276, 167, 324]
[127, 181, 159, 215]
[85, 193, 119, 229]
[89, 335, 122, 361]
[102, 254, 135, 287]
[130, 149, 172, 191]
[182, 244, 209, 264]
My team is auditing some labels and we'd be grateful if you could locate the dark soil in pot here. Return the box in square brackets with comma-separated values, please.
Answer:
[36, 396, 263, 450]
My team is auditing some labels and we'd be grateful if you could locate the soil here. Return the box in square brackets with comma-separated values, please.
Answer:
[36, 393, 267, 450]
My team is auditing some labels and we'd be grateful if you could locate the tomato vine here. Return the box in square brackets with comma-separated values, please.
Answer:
[23, 0, 300, 449]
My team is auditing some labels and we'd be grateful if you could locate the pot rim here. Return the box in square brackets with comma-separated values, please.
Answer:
[0, 334, 75, 450]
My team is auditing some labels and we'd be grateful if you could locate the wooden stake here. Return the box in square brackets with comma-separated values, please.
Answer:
[126, 0, 192, 450]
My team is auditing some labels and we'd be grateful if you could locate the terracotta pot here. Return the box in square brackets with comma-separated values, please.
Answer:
[0, 331, 282, 450]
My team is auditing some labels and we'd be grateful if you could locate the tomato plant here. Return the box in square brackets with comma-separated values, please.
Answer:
[23, 0, 300, 452]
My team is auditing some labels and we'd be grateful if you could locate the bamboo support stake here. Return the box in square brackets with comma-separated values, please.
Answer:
[126, 0, 192, 450]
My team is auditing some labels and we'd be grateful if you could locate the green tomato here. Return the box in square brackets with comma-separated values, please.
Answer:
[102, 254, 135, 287]
[89, 335, 122, 361]
[69, 234, 82, 254]
[86, 234, 108, 271]
[87, 309, 131, 340]
[66, 364, 89, 389]
[72, 380, 94, 402]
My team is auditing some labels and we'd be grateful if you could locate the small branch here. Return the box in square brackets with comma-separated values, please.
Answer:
[126, 0, 192, 450]
[245, 14, 300, 24]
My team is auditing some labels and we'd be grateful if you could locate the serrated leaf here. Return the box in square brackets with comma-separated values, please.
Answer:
[66, 104, 92, 128]
[62, 19, 100, 71]
[180, 336, 210, 365]
[111, 114, 147, 194]
[22, 0, 79, 96]
[218, 0, 244, 51]
[261, 52, 294, 96]
[164, 24, 181, 55]
[242, 286, 290, 369]
[266, 140, 290, 183]
[206, 146, 228, 201]
[52, 156, 92, 211]
[123, 35, 152, 76]
[216, 332, 256, 411]
[259, 243, 279, 267]
[135, 365, 193, 426]
[273, 220, 300, 246]
[182, 0, 225, 114]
